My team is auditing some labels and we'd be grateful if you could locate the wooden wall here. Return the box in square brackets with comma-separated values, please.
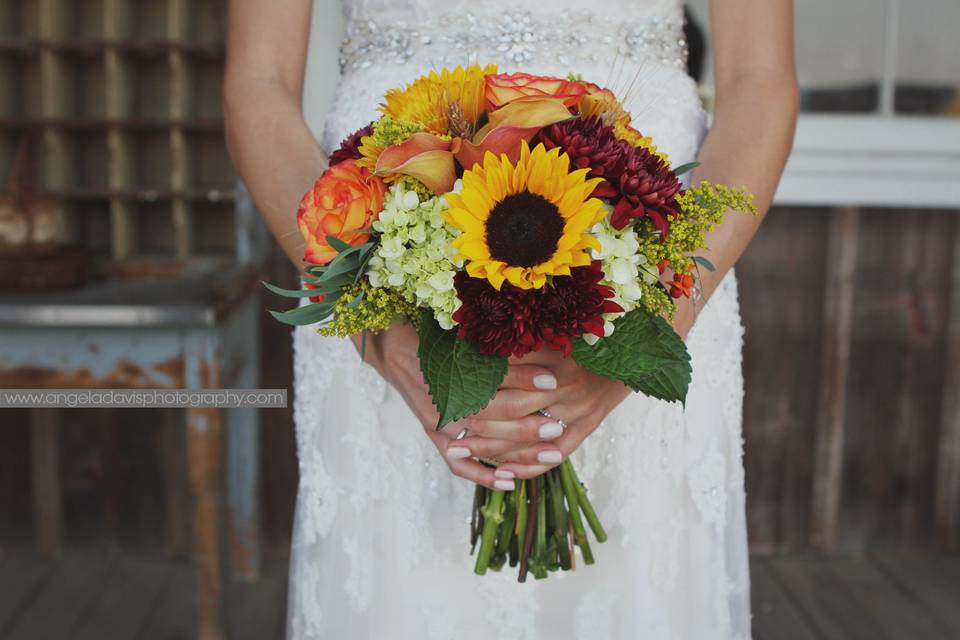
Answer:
[739, 206, 959, 553]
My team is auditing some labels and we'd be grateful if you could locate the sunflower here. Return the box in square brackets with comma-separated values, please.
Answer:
[444, 141, 606, 290]
[380, 64, 497, 135]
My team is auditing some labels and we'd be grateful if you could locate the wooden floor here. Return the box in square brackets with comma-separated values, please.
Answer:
[1, 551, 959, 639]
[0, 550, 288, 640]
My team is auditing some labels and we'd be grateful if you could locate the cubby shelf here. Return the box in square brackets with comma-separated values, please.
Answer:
[0, 0, 235, 262]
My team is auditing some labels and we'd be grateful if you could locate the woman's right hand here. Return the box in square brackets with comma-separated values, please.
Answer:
[356, 322, 565, 491]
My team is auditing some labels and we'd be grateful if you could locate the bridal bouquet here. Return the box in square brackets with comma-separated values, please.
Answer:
[267, 65, 754, 581]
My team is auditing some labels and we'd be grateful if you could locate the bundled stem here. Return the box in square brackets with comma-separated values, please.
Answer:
[471, 459, 606, 582]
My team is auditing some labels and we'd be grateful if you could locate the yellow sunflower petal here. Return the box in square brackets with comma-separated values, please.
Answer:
[457, 238, 492, 260]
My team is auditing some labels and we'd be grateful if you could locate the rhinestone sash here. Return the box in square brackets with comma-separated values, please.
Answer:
[339, 10, 688, 74]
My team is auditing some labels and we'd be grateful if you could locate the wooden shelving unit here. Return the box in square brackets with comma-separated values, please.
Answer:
[0, 0, 234, 264]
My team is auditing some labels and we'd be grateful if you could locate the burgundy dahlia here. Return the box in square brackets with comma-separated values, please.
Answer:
[541, 116, 682, 240]
[453, 261, 623, 358]
[540, 116, 624, 199]
[329, 123, 373, 166]
[609, 145, 682, 238]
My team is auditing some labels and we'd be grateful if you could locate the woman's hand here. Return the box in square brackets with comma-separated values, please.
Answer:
[447, 348, 632, 481]
[355, 322, 564, 491]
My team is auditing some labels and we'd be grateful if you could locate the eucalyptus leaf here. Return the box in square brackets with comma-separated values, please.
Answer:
[692, 255, 716, 272]
[346, 292, 365, 308]
[325, 235, 353, 253]
[268, 302, 336, 326]
[672, 161, 701, 176]
[261, 280, 324, 299]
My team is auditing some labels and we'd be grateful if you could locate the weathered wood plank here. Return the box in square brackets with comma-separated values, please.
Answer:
[185, 332, 226, 640]
[0, 554, 55, 634]
[161, 409, 190, 558]
[838, 211, 954, 551]
[935, 220, 960, 550]
[73, 555, 172, 640]
[765, 554, 885, 640]
[749, 558, 819, 640]
[810, 207, 860, 551]
[29, 408, 62, 557]
[739, 208, 826, 551]
[4, 552, 117, 640]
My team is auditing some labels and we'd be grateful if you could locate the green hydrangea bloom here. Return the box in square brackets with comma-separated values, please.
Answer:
[367, 182, 462, 329]
[318, 281, 417, 337]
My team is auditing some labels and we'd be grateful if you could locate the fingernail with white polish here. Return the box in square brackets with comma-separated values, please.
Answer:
[447, 447, 471, 460]
[538, 422, 564, 440]
[494, 469, 515, 480]
[537, 450, 563, 464]
[533, 374, 557, 390]
[494, 479, 516, 491]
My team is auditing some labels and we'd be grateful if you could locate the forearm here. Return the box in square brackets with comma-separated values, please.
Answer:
[224, 78, 328, 269]
[673, 74, 799, 334]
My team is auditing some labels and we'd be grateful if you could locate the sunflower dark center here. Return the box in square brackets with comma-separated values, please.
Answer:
[485, 192, 565, 268]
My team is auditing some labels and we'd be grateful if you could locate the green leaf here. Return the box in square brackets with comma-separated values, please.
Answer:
[416, 310, 508, 430]
[672, 161, 700, 176]
[692, 255, 716, 272]
[572, 310, 691, 404]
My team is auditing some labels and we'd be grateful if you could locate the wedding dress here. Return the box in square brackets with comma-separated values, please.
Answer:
[289, 0, 751, 637]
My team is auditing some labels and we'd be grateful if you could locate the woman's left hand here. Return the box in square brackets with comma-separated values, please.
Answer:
[474, 349, 632, 480]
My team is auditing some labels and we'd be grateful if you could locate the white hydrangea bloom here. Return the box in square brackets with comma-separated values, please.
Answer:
[367, 182, 463, 329]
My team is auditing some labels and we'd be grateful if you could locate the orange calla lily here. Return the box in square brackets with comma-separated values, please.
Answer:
[454, 98, 575, 171]
[374, 132, 457, 194]
[485, 97, 575, 130]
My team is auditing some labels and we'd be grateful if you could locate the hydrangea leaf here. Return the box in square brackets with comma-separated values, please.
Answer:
[572, 310, 691, 404]
[417, 310, 508, 430]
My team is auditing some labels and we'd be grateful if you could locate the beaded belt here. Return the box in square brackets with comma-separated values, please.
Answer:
[339, 10, 688, 74]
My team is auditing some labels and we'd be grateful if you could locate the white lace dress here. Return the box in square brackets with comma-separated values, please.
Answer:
[289, 0, 751, 637]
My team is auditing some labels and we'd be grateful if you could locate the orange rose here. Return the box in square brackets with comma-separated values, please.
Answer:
[297, 159, 385, 265]
[484, 72, 586, 110]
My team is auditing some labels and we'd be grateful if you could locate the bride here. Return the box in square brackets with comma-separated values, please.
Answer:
[225, 0, 798, 637]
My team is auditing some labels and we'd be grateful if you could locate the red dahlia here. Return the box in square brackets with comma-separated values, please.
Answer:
[329, 123, 374, 166]
[453, 261, 623, 358]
